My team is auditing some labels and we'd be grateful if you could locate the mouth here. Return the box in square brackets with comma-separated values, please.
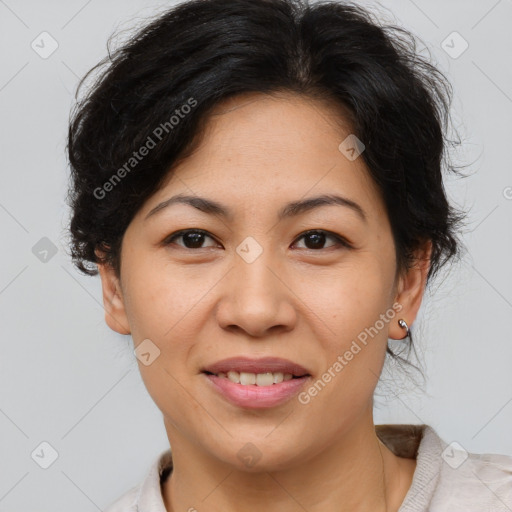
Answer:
[201, 357, 312, 408]
[202, 356, 311, 384]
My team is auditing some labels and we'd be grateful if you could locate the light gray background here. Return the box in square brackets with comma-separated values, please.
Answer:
[0, 0, 511, 510]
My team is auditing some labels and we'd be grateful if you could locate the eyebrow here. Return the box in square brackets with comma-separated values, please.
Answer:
[145, 193, 367, 223]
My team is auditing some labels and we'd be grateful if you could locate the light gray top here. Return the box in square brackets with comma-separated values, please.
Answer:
[105, 424, 512, 512]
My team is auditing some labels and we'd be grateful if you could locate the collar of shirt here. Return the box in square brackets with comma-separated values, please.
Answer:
[107, 424, 512, 512]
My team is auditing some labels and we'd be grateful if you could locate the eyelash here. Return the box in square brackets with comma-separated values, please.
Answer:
[163, 229, 352, 252]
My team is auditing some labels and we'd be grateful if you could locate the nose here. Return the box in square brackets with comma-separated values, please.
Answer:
[215, 252, 297, 338]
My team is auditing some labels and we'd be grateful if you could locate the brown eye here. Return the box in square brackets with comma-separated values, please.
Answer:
[164, 229, 218, 249]
[293, 230, 351, 250]
[163, 229, 351, 251]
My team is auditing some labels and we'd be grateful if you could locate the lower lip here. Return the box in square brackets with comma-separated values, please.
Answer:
[204, 373, 310, 409]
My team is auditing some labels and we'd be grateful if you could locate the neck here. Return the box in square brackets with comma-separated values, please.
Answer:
[162, 412, 415, 512]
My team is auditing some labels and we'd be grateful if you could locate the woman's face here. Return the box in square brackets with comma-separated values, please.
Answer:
[99, 92, 427, 470]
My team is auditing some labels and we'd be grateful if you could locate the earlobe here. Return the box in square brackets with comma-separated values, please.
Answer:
[389, 240, 432, 341]
[96, 258, 131, 335]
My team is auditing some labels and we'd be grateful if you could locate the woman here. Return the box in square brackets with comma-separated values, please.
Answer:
[66, 0, 512, 510]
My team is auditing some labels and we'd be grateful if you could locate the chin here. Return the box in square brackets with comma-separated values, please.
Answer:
[204, 432, 310, 473]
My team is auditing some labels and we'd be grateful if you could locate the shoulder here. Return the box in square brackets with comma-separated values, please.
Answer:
[432, 445, 512, 511]
[103, 486, 139, 512]
[102, 448, 173, 512]
[393, 424, 512, 511]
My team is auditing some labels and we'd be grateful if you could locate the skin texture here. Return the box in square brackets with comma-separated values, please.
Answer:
[97, 91, 430, 512]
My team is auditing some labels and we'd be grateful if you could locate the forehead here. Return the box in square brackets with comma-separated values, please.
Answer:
[143, 91, 386, 223]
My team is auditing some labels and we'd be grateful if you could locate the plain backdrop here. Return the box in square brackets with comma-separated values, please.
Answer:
[0, 0, 511, 510]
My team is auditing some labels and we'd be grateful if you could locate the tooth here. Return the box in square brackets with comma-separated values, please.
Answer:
[218, 371, 299, 384]
[227, 371, 240, 383]
[256, 372, 274, 386]
[240, 372, 256, 385]
[273, 372, 284, 384]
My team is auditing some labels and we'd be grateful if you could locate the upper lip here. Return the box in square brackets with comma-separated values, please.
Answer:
[202, 357, 311, 377]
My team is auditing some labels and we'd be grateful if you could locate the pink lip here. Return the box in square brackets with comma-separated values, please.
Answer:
[201, 357, 312, 409]
[204, 373, 311, 409]
[202, 356, 310, 376]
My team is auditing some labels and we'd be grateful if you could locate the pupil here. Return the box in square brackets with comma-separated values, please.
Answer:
[184, 232, 204, 248]
[305, 232, 325, 249]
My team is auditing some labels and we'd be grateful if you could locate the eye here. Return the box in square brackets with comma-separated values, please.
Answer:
[163, 229, 219, 249]
[292, 230, 352, 251]
[163, 228, 352, 251]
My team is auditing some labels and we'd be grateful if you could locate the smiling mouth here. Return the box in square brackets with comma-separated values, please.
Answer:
[202, 357, 312, 408]
[202, 370, 309, 386]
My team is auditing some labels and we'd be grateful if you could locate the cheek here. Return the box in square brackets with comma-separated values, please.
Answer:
[302, 257, 394, 398]
[310, 256, 394, 344]
[121, 254, 207, 341]
[122, 260, 208, 422]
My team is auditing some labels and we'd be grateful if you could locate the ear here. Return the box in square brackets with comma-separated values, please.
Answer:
[388, 240, 432, 340]
[95, 250, 131, 335]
